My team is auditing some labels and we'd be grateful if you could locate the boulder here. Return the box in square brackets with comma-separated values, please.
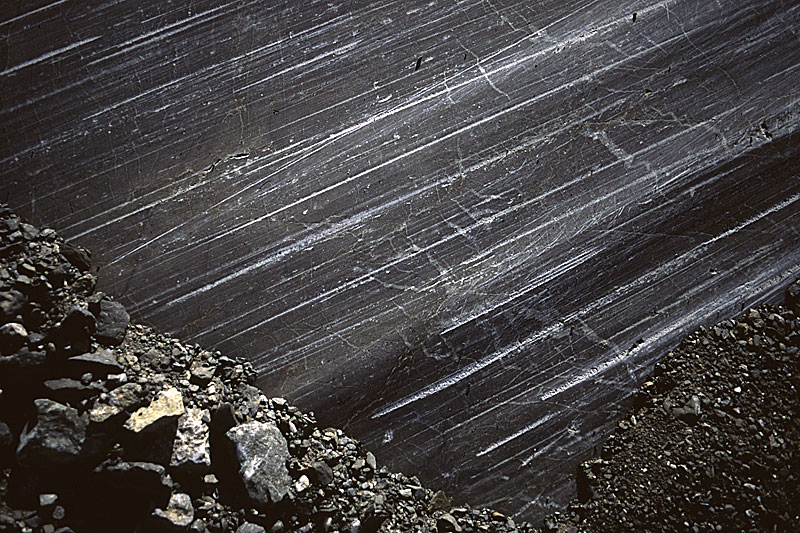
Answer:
[0, 322, 27, 355]
[16, 399, 87, 466]
[91, 299, 129, 346]
[170, 409, 211, 473]
[225, 421, 291, 506]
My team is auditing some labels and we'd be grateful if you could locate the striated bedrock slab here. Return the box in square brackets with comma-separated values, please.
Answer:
[2, 0, 800, 521]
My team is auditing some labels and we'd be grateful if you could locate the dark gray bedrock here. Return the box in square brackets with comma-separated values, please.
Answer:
[3, 0, 799, 521]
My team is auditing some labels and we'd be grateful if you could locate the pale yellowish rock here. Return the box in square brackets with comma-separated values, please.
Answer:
[124, 387, 184, 433]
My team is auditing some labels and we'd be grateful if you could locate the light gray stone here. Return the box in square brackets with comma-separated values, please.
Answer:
[226, 421, 291, 506]
[171, 408, 211, 473]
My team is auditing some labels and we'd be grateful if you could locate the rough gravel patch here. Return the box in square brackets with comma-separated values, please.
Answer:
[546, 284, 800, 532]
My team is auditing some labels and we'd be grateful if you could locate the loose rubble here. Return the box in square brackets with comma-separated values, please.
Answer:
[547, 284, 800, 532]
[1, 202, 797, 532]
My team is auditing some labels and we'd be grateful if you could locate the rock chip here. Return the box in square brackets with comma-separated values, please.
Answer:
[171, 408, 211, 473]
[91, 298, 129, 345]
[226, 421, 291, 506]
[153, 492, 194, 530]
[125, 387, 185, 433]
[17, 398, 87, 466]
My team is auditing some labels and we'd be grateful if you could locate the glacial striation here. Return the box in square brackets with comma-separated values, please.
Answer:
[2, 0, 800, 520]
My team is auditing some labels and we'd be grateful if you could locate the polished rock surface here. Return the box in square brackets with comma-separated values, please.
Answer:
[2, 0, 799, 520]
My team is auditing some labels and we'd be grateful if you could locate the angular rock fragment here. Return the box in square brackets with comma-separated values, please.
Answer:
[71, 273, 96, 295]
[17, 399, 87, 466]
[437, 513, 463, 532]
[225, 421, 291, 506]
[60, 242, 91, 272]
[428, 490, 452, 512]
[88, 383, 144, 425]
[153, 492, 194, 530]
[43, 377, 103, 405]
[309, 461, 333, 485]
[672, 395, 702, 425]
[61, 304, 96, 335]
[170, 408, 211, 473]
[91, 298, 129, 345]
[56, 304, 95, 352]
[38, 493, 58, 508]
[89, 402, 123, 425]
[69, 348, 123, 375]
[125, 387, 185, 433]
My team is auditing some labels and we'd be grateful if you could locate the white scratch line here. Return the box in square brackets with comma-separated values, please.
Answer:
[86, 2, 235, 65]
[476, 413, 555, 457]
[373, 190, 800, 417]
[0, 0, 69, 28]
[538, 190, 800, 401]
[198, 108, 750, 347]
[166, 176, 451, 308]
[69, 0, 678, 242]
[0, 36, 101, 76]
[371, 323, 560, 419]
[441, 247, 600, 334]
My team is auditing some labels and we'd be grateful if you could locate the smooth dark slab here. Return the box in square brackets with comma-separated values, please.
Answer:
[2, 0, 799, 521]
